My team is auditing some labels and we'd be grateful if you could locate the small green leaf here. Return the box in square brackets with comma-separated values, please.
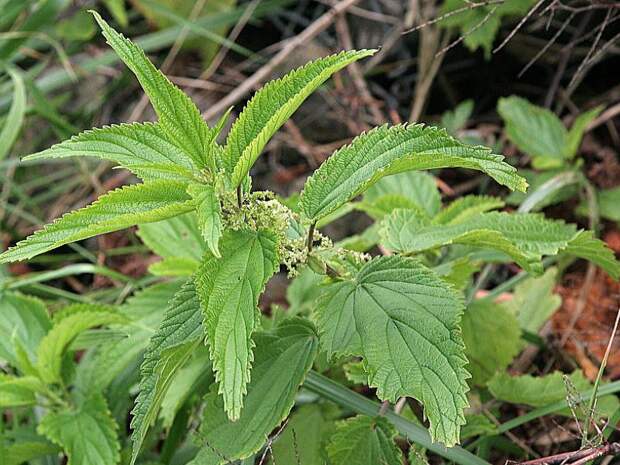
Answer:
[498, 96, 567, 168]
[225, 50, 375, 187]
[131, 280, 203, 464]
[563, 230, 620, 279]
[433, 195, 505, 225]
[326, 415, 403, 465]
[488, 370, 620, 419]
[270, 404, 335, 465]
[300, 124, 527, 221]
[36, 309, 126, 384]
[188, 183, 222, 257]
[0, 67, 26, 161]
[3, 440, 60, 465]
[23, 122, 198, 181]
[38, 393, 121, 465]
[363, 171, 441, 218]
[0, 375, 45, 407]
[91, 11, 212, 169]
[564, 106, 602, 159]
[190, 318, 319, 465]
[195, 229, 279, 420]
[503, 267, 561, 334]
[441, 99, 474, 135]
[0, 291, 50, 366]
[461, 300, 521, 386]
[315, 256, 469, 446]
[0, 180, 194, 263]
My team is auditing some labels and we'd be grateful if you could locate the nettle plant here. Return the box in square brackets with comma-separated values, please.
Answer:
[2, 12, 620, 465]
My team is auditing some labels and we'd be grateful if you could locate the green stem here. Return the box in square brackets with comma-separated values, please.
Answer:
[304, 371, 490, 465]
[306, 222, 316, 253]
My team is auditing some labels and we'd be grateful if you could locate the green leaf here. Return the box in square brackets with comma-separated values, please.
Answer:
[0, 180, 194, 263]
[488, 370, 620, 419]
[38, 392, 121, 465]
[315, 256, 469, 446]
[503, 267, 561, 334]
[159, 346, 214, 428]
[130, 280, 203, 463]
[441, 99, 474, 136]
[270, 404, 335, 465]
[563, 230, 620, 279]
[74, 281, 182, 394]
[326, 415, 403, 465]
[461, 414, 496, 440]
[3, 440, 60, 465]
[579, 186, 620, 222]
[363, 171, 441, 218]
[286, 267, 324, 315]
[461, 300, 521, 386]
[225, 50, 375, 187]
[439, 0, 536, 57]
[0, 67, 26, 161]
[300, 124, 527, 221]
[0, 291, 50, 366]
[36, 309, 126, 384]
[103, 0, 128, 27]
[433, 196, 505, 225]
[0, 375, 45, 407]
[23, 122, 198, 181]
[188, 183, 222, 257]
[498, 96, 567, 168]
[91, 11, 212, 169]
[138, 212, 206, 275]
[195, 229, 279, 420]
[564, 106, 602, 159]
[380, 210, 618, 275]
[190, 318, 318, 464]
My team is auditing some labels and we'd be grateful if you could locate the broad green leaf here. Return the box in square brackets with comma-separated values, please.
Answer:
[0, 375, 44, 407]
[498, 96, 567, 168]
[488, 371, 620, 419]
[461, 300, 521, 386]
[363, 171, 441, 217]
[0, 67, 26, 160]
[357, 194, 425, 221]
[0, 180, 194, 263]
[92, 12, 212, 169]
[461, 414, 496, 440]
[225, 50, 375, 187]
[38, 393, 120, 465]
[188, 183, 222, 257]
[149, 257, 199, 276]
[190, 318, 318, 465]
[270, 404, 335, 465]
[36, 309, 126, 384]
[195, 229, 279, 420]
[503, 267, 561, 334]
[300, 124, 527, 221]
[563, 230, 620, 279]
[433, 195, 505, 225]
[380, 210, 619, 276]
[326, 415, 402, 465]
[315, 256, 469, 446]
[23, 122, 198, 181]
[564, 106, 602, 159]
[3, 440, 60, 465]
[130, 280, 203, 464]
[0, 291, 50, 366]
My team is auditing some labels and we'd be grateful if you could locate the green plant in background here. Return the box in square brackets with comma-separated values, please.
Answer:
[2, 11, 620, 465]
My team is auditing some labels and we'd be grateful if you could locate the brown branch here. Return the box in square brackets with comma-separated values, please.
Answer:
[201, 0, 362, 121]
